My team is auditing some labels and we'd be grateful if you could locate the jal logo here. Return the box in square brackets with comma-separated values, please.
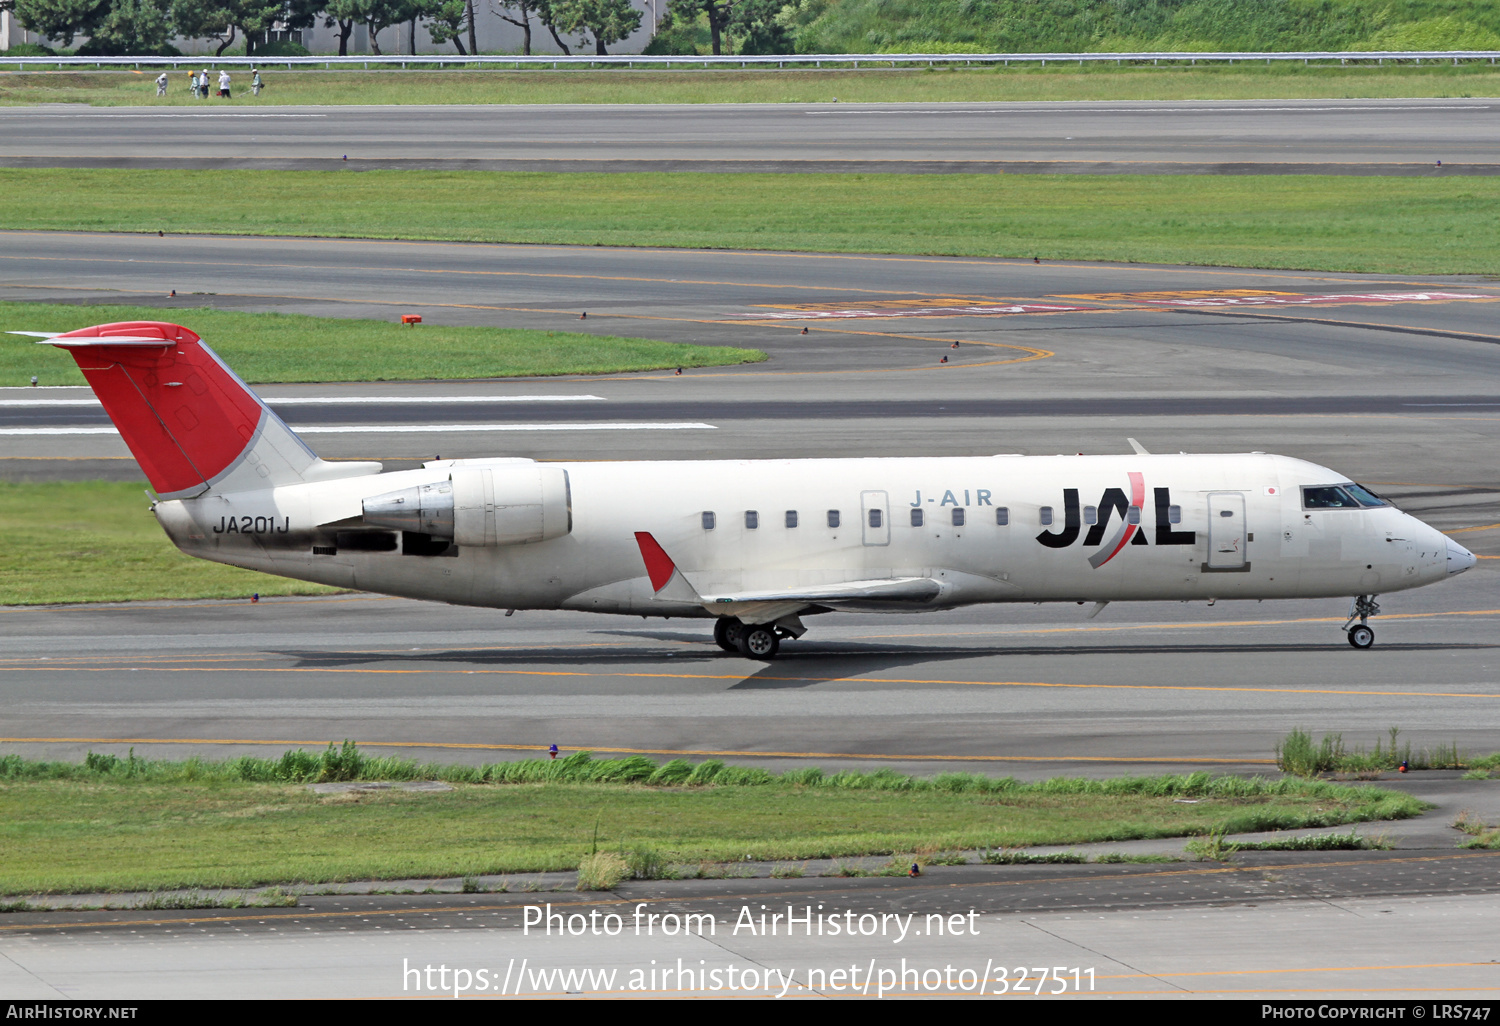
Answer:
[1037, 473, 1195, 568]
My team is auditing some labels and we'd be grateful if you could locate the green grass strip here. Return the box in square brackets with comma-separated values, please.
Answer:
[0, 301, 763, 387]
[5, 169, 1500, 274]
[0, 481, 340, 603]
[3, 65, 1499, 107]
[0, 747, 1424, 893]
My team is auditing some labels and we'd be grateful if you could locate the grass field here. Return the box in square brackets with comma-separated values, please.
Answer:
[0, 748, 1423, 893]
[0, 301, 765, 387]
[0, 481, 342, 604]
[2, 65, 1498, 106]
[5, 169, 1499, 274]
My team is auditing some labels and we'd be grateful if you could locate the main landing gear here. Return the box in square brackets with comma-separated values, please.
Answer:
[713, 617, 791, 661]
[1343, 594, 1381, 649]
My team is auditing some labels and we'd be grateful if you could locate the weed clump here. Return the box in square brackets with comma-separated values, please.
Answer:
[1276, 727, 1468, 777]
[576, 852, 628, 891]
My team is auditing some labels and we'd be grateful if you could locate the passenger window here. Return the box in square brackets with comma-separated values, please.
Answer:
[785, 510, 798, 529]
[1039, 506, 1053, 526]
[745, 510, 758, 530]
[910, 508, 924, 527]
[868, 508, 882, 529]
[952, 508, 965, 527]
[1083, 505, 1098, 525]
[1302, 486, 1357, 509]
[702, 511, 715, 530]
[1127, 506, 1141, 525]
[1168, 505, 1182, 524]
[996, 507, 1009, 526]
[827, 510, 840, 529]
[1219, 509, 1233, 518]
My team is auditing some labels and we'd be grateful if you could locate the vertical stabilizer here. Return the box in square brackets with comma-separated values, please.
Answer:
[42, 321, 379, 498]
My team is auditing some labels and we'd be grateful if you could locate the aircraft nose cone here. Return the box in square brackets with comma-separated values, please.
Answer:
[1447, 539, 1477, 575]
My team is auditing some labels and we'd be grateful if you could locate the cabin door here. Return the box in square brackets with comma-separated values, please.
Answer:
[1207, 492, 1247, 569]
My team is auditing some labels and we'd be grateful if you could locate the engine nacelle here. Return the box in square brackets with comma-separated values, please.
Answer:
[362, 465, 571, 547]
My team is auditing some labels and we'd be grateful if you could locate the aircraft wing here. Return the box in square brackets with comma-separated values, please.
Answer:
[634, 531, 941, 621]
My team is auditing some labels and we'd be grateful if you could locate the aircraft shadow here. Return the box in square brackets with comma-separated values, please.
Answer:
[271, 635, 1497, 694]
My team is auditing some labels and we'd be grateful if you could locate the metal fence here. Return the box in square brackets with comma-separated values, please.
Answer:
[6, 50, 1500, 71]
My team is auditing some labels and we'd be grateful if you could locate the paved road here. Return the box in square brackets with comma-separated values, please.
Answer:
[2, 98, 1497, 171]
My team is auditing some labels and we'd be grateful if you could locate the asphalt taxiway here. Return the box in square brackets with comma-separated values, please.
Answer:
[2, 231, 1499, 997]
[2, 98, 1497, 173]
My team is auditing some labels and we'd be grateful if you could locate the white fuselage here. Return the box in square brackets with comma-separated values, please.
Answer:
[151, 452, 1463, 619]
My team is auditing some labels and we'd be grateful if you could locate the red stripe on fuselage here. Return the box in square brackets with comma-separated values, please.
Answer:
[55, 322, 264, 496]
[1096, 471, 1147, 568]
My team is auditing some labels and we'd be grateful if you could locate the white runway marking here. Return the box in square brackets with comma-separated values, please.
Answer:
[0, 395, 606, 407]
[4, 112, 328, 118]
[0, 422, 716, 435]
[294, 423, 717, 433]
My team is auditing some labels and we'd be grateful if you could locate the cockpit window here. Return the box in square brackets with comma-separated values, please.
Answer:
[1302, 486, 1359, 509]
[1344, 483, 1389, 508]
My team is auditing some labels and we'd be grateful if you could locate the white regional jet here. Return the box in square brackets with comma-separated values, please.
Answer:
[26, 321, 1477, 660]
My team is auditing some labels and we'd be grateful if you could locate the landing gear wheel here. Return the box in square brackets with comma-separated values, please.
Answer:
[736, 623, 780, 661]
[1347, 624, 1375, 649]
[713, 617, 744, 653]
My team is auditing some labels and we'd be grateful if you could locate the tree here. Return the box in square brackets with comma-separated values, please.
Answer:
[13, 0, 101, 48]
[729, 0, 789, 54]
[666, 0, 735, 55]
[170, 0, 281, 57]
[530, 0, 571, 54]
[359, 0, 423, 55]
[492, 0, 545, 56]
[423, 0, 467, 53]
[82, 0, 173, 52]
[551, 0, 638, 55]
[15, 0, 173, 52]
[322, 0, 358, 54]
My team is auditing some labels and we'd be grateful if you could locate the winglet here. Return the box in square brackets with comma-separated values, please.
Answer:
[634, 532, 703, 603]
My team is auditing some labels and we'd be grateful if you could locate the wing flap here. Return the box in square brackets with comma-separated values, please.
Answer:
[632, 532, 943, 618]
[701, 577, 942, 606]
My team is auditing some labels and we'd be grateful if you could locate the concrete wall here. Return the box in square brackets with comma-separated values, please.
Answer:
[303, 1, 662, 57]
[5, 2, 664, 56]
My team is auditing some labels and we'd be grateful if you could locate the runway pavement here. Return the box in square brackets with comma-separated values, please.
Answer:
[3, 231, 1500, 997]
[2, 98, 1497, 172]
[2, 231, 1498, 769]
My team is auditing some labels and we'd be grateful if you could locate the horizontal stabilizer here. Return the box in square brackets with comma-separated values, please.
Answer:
[9, 330, 176, 347]
[33, 321, 378, 498]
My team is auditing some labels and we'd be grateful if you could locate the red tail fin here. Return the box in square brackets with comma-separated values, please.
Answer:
[46, 321, 342, 498]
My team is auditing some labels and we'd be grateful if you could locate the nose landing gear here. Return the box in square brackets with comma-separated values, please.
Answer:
[1343, 594, 1380, 649]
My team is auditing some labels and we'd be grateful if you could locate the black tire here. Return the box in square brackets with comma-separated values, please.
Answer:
[1347, 624, 1375, 649]
[736, 624, 780, 661]
[713, 617, 744, 653]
